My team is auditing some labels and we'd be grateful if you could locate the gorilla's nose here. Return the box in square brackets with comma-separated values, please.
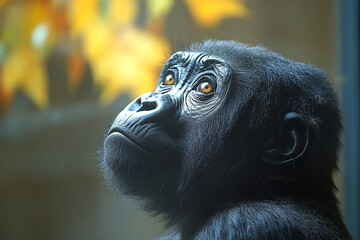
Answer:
[126, 92, 159, 112]
[121, 92, 176, 124]
[137, 94, 158, 112]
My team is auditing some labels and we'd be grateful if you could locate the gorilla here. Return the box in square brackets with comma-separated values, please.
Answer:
[101, 40, 351, 239]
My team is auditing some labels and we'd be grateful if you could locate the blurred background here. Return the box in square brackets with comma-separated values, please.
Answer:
[0, 0, 359, 239]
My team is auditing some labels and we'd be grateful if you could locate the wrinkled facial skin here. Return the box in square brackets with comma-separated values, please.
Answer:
[103, 52, 232, 195]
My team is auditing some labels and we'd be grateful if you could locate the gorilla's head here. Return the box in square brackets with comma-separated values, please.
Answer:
[101, 40, 342, 230]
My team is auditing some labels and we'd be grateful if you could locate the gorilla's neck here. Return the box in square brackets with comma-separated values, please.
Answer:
[177, 200, 349, 240]
[150, 176, 342, 239]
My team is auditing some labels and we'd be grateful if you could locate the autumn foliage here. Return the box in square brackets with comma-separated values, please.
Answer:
[0, 0, 249, 110]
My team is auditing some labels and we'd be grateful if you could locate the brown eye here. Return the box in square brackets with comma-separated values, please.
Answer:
[163, 74, 175, 85]
[197, 81, 213, 94]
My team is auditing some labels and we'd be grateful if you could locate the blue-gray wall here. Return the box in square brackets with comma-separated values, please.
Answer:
[338, 0, 360, 239]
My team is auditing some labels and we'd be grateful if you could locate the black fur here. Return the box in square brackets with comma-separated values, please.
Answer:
[101, 40, 351, 239]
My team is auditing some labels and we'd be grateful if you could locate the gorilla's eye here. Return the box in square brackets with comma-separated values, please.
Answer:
[197, 81, 213, 94]
[163, 74, 175, 85]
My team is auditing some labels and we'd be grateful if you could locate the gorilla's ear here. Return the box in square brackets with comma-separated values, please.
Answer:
[262, 112, 309, 165]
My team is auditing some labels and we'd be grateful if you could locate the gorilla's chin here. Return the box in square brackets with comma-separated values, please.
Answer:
[103, 132, 176, 196]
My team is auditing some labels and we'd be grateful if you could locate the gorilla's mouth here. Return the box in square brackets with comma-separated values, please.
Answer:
[109, 127, 132, 140]
[108, 127, 156, 155]
[108, 127, 140, 146]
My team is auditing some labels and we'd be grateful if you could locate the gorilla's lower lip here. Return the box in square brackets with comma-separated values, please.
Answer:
[108, 128, 156, 155]
[109, 127, 131, 139]
[109, 127, 139, 146]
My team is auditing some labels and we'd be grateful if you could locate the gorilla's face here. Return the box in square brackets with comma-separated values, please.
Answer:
[102, 47, 310, 202]
[103, 52, 234, 196]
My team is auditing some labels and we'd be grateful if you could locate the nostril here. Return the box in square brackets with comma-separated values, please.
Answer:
[128, 98, 142, 111]
[138, 101, 157, 112]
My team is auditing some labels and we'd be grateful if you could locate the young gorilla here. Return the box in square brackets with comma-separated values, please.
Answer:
[101, 40, 351, 239]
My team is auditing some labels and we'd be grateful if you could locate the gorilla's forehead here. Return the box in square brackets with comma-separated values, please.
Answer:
[166, 51, 230, 71]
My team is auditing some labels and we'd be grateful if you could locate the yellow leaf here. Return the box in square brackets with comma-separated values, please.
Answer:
[87, 26, 170, 105]
[21, 56, 48, 109]
[2, 0, 62, 56]
[2, 47, 48, 109]
[108, 0, 138, 26]
[114, 27, 170, 68]
[183, 0, 251, 28]
[83, 22, 112, 63]
[90, 47, 118, 87]
[2, 48, 27, 94]
[67, 0, 99, 36]
[146, 0, 175, 20]
[23, 1, 53, 39]
[99, 66, 156, 104]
